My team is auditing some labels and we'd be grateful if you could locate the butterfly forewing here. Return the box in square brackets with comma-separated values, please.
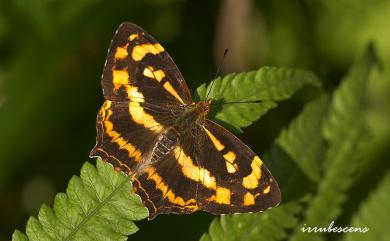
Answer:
[92, 22, 193, 178]
[91, 22, 281, 220]
[101, 22, 192, 105]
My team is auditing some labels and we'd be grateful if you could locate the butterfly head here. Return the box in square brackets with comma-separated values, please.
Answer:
[196, 99, 212, 117]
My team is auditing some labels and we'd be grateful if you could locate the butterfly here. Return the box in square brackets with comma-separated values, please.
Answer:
[90, 22, 281, 219]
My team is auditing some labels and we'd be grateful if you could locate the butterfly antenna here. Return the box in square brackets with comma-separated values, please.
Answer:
[205, 48, 229, 100]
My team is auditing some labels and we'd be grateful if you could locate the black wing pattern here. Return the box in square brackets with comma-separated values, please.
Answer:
[101, 22, 192, 104]
[91, 22, 281, 219]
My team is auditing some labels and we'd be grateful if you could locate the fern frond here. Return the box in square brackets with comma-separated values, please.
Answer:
[200, 201, 305, 241]
[277, 94, 328, 182]
[12, 159, 148, 241]
[323, 43, 378, 168]
[289, 44, 378, 241]
[195, 66, 321, 132]
[342, 171, 390, 241]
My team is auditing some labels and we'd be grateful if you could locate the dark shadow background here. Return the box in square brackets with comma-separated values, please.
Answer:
[1, 0, 389, 240]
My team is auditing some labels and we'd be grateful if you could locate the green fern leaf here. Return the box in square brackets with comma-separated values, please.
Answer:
[195, 66, 321, 132]
[12, 159, 148, 241]
[342, 172, 390, 241]
[323, 43, 378, 168]
[12, 231, 28, 241]
[277, 94, 328, 182]
[266, 95, 330, 202]
[200, 201, 305, 241]
[289, 44, 378, 241]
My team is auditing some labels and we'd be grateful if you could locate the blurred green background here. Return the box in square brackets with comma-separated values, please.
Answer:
[0, 0, 389, 240]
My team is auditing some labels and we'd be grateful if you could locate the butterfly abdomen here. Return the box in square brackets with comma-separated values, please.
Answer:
[148, 101, 210, 164]
[150, 128, 179, 164]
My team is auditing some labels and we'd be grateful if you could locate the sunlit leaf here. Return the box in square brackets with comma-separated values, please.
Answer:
[200, 201, 305, 241]
[195, 66, 321, 132]
[12, 159, 148, 241]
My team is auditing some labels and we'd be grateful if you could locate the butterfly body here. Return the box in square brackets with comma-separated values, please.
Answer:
[135, 100, 211, 177]
[91, 22, 281, 219]
[174, 100, 211, 130]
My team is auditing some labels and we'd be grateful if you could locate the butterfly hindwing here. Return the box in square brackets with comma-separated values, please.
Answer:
[91, 100, 164, 174]
[132, 150, 200, 219]
[193, 120, 281, 214]
[101, 22, 192, 105]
